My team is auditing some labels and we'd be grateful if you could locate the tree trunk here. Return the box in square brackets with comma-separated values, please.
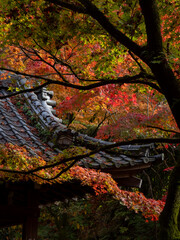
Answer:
[149, 60, 180, 129]
[159, 147, 180, 240]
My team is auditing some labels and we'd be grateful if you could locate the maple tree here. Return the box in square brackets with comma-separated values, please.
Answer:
[0, 0, 180, 239]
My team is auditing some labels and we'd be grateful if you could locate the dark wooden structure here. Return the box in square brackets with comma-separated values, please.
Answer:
[0, 181, 94, 239]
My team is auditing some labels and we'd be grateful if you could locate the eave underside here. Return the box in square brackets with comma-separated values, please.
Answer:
[0, 180, 93, 228]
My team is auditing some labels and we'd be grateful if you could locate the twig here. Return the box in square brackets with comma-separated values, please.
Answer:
[145, 125, 180, 134]
[129, 51, 145, 72]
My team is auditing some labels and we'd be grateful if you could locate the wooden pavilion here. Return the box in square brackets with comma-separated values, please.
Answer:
[0, 71, 163, 239]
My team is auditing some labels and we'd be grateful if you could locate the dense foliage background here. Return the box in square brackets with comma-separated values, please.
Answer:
[0, 0, 179, 239]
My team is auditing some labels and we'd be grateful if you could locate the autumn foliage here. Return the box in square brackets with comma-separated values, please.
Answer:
[0, 143, 165, 221]
[0, 1, 180, 235]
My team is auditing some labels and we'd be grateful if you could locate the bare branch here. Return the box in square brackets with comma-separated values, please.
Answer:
[21, 40, 85, 83]
[145, 125, 180, 135]
[46, 0, 86, 13]
[78, 0, 143, 58]
[128, 51, 146, 72]
[20, 42, 70, 84]
[19, 45, 39, 62]
[33, 159, 78, 181]
[33, 39, 87, 82]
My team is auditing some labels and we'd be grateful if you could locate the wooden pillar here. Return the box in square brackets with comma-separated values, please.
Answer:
[22, 188, 40, 240]
[22, 210, 39, 240]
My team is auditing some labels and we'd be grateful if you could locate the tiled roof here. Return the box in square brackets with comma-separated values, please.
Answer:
[0, 84, 55, 159]
[0, 71, 163, 186]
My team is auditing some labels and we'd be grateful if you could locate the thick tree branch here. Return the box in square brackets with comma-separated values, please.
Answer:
[0, 68, 162, 99]
[78, 0, 143, 58]
[139, 0, 163, 52]
[46, 0, 86, 13]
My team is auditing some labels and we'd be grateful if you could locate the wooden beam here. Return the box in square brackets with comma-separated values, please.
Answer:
[103, 163, 151, 178]
[0, 206, 39, 217]
[116, 176, 142, 188]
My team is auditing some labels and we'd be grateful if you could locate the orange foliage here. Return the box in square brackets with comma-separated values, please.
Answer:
[0, 143, 164, 221]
